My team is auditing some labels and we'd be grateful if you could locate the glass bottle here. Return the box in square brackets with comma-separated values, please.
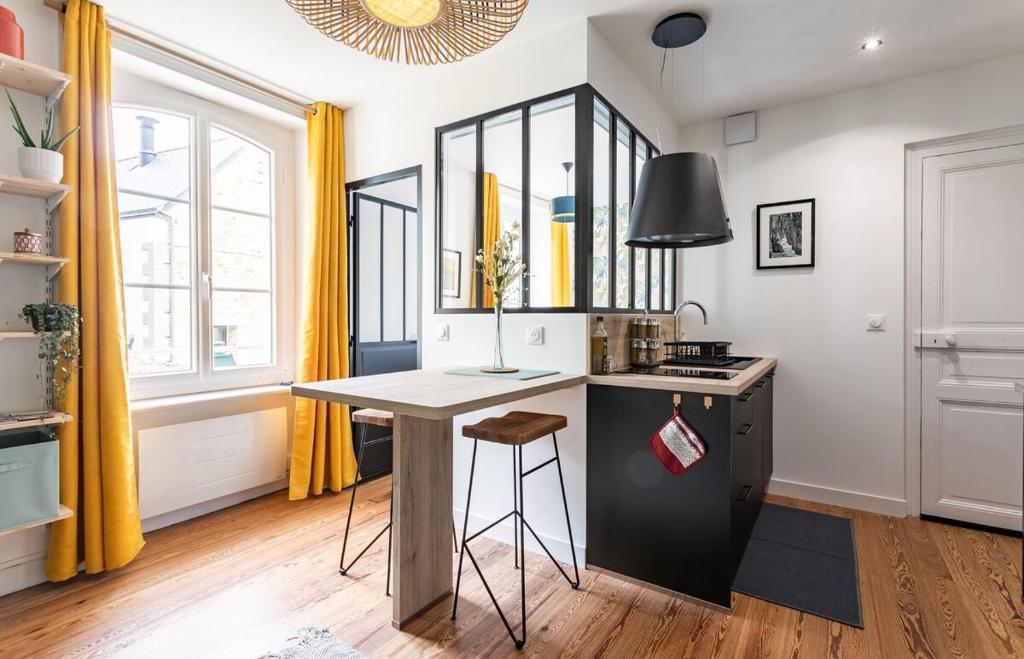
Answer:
[592, 316, 608, 374]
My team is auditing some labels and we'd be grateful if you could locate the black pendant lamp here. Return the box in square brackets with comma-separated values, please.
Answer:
[625, 13, 733, 248]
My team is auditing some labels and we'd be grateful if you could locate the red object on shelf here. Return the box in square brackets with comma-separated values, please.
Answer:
[0, 6, 24, 60]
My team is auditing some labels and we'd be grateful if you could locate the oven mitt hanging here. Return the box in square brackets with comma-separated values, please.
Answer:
[649, 406, 707, 475]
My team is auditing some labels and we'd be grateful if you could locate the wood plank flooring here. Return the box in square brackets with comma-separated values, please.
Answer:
[0, 477, 1021, 658]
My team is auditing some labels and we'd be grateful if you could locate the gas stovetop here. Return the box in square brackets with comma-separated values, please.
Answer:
[662, 355, 761, 370]
[617, 367, 738, 380]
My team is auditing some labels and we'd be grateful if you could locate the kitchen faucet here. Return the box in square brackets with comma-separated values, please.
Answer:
[673, 300, 708, 340]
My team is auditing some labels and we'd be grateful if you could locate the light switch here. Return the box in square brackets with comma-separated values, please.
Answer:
[866, 314, 887, 331]
[436, 323, 450, 341]
[526, 326, 544, 346]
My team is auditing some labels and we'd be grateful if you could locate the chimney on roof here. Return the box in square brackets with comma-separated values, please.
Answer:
[136, 115, 159, 167]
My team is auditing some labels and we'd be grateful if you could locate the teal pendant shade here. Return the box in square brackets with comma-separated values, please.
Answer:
[551, 195, 575, 223]
[550, 160, 575, 223]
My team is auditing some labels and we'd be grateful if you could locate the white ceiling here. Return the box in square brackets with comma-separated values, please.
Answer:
[100, 0, 1024, 125]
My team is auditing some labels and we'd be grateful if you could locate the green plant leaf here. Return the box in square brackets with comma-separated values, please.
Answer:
[6, 88, 35, 148]
[49, 126, 79, 153]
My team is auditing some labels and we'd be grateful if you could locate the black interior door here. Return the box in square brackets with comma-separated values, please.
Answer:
[350, 192, 418, 478]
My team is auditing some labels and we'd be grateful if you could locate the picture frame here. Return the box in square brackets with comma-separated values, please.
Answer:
[441, 249, 462, 298]
[756, 198, 815, 269]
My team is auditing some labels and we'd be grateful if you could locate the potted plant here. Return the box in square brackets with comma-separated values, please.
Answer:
[19, 303, 81, 408]
[475, 223, 526, 373]
[6, 89, 79, 183]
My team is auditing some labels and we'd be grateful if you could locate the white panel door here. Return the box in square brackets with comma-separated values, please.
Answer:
[920, 141, 1024, 529]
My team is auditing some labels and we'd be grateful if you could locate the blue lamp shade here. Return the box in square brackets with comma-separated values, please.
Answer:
[550, 195, 575, 223]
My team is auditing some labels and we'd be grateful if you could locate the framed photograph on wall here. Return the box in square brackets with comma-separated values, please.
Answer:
[757, 198, 815, 269]
[441, 249, 462, 298]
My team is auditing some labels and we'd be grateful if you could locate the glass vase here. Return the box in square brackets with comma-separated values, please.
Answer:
[492, 302, 505, 371]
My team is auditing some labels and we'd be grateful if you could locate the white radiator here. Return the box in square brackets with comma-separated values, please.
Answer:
[138, 408, 288, 519]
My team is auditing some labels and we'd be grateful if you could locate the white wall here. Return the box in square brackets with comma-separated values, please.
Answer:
[677, 52, 1024, 515]
[345, 20, 673, 564]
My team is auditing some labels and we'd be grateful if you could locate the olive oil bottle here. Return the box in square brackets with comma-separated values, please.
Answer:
[591, 316, 608, 374]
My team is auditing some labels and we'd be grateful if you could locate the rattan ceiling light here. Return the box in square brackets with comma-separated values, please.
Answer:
[285, 0, 530, 65]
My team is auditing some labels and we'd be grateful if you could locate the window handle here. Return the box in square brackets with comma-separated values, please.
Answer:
[202, 272, 213, 299]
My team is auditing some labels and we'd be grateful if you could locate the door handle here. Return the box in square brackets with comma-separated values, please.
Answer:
[944, 334, 958, 347]
[736, 423, 754, 436]
[737, 485, 752, 502]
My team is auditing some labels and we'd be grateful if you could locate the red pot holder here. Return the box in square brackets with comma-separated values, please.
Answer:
[649, 404, 707, 475]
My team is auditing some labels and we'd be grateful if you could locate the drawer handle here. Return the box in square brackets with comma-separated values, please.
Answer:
[738, 393, 753, 402]
[737, 485, 752, 502]
[755, 381, 767, 388]
[765, 372, 775, 379]
[0, 460, 32, 474]
[737, 423, 754, 436]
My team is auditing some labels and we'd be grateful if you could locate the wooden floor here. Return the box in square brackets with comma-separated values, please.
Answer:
[1, 477, 1022, 658]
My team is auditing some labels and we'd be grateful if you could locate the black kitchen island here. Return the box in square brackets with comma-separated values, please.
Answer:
[586, 360, 775, 609]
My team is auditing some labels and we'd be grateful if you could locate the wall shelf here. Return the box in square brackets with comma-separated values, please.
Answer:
[0, 505, 73, 539]
[0, 331, 37, 341]
[0, 52, 71, 106]
[0, 252, 70, 278]
[0, 175, 71, 213]
[0, 411, 72, 432]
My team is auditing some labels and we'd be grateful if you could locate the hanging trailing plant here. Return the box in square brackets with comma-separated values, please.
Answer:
[19, 303, 81, 408]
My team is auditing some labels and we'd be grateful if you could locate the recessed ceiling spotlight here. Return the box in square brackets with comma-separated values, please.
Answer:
[861, 38, 884, 51]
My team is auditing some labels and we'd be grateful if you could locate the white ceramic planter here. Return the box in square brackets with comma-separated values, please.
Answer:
[18, 146, 64, 183]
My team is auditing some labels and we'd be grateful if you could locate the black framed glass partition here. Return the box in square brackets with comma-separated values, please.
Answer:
[436, 84, 677, 314]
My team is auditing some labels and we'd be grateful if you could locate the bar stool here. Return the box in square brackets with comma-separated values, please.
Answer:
[452, 411, 580, 650]
[339, 408, 458, 597]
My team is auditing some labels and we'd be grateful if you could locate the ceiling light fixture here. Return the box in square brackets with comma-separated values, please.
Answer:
[625, 12, 733, 249]
[285, 0, 529, 65]
[861, 38, 884, 51]
[551, 162, 575, 223]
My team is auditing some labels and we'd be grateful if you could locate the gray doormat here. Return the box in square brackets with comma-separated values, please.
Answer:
[260, 627, 365, 659]
[733, 504, 863, 627]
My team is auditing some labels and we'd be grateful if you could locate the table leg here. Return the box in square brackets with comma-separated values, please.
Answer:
[392, 414, 454, 628]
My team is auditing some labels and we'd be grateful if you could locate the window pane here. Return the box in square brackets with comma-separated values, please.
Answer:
[119, 197, 191, 287]
[210, 126, 272, 215]
[530, 95, 575, 308]
[633, 141, 648, 309]
[483, 110, 523, 308]
[592, 101, 610, 309]
[666, 250, 676, 310]
[212, 209, 271, 290]
[212, 291, 272, 368]
[358, 197, 381, 343]
[614, 122, 631, 308]
[382, 205, 405, 342]
[439, 125, 477, 309]
[650, 248, 662, 310]
[124, 286, 192, 375]
[405, 213, 418, 341]
[114, 108, 191, 200]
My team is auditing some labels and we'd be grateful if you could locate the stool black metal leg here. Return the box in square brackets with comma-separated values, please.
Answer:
[385, 484, 394, 596]
[512, 447, 519, 569]
[517, 444, 526, 649]
[339, 423, 368, 575]
[451, 439, 478, 620]
[552, 432, 580, 589]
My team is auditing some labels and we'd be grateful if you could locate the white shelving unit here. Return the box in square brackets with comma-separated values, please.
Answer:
[0, 53, 75, 535]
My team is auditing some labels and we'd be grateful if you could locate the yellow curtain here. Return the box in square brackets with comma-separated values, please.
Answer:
[551, 221, 571, 306]
[470, 172, 500, 308]
[47, 0, 144, 581]
[289, 102, 357, 500]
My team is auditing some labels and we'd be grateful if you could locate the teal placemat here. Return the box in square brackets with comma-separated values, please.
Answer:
[444, 367, 560, 381]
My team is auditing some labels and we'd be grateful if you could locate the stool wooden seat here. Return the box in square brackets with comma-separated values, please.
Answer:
[462, 411, 567, 446]
[352, 408, 393, 427]
[453, 410, 579, 649]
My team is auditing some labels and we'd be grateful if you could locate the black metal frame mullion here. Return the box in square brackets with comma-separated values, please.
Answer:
[520, 106, 531, 307]
[606, 106, 617, 311]
[628, 130, 637, 310]
[644, 141, 653, 311]
[576, 89, 594, 311]
[474, 119, 484, 310]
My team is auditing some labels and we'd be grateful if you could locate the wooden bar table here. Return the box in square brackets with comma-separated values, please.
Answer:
[291, 368, 586, 628]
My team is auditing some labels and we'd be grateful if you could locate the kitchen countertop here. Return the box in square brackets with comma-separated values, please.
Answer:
[1016, 379, 1024, 394]
[587, 357, 778, 396]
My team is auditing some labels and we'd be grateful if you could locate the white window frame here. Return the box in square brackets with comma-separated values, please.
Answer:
[114, 76, 296, 400]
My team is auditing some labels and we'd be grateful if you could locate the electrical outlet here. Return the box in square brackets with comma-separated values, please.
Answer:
[526, 326, 544, 346]
[436, 323, 450, 341]
[866, 314, 887, 331]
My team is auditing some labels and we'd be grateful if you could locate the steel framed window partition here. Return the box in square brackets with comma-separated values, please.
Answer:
[435, 84, 677, 314]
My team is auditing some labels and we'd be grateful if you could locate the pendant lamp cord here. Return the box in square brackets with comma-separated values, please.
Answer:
[700, 38, 705, 151]
[657, 47, 667, 153]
